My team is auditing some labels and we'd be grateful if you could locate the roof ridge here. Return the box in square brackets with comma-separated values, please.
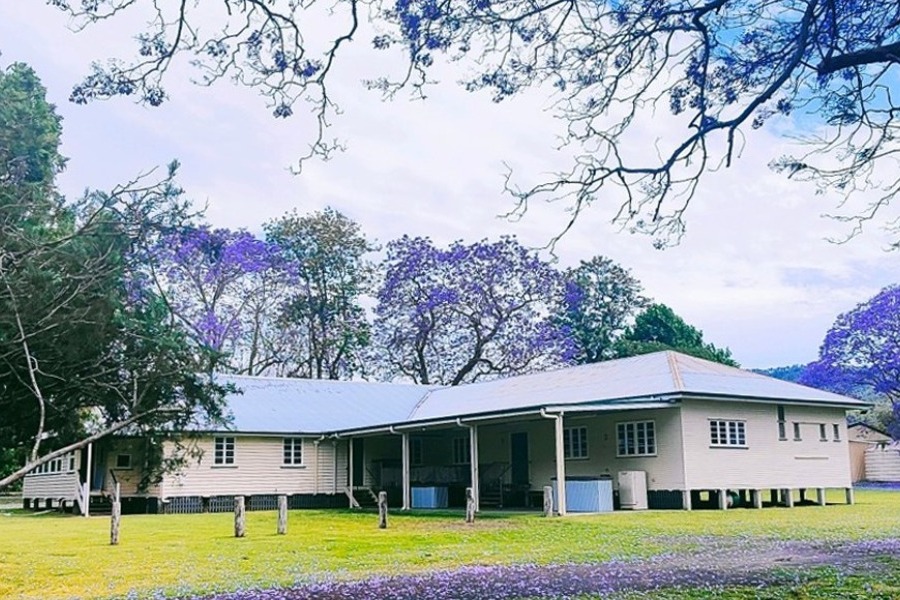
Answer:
[666, 351, 685, 391]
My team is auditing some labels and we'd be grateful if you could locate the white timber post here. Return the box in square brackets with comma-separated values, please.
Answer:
[313, 438, 321, 495]
[554, 414, 567, 516]
[816, 488, 826, 506]
[348, 437, 355, 508]
[718, 489, 729, 510]
[332, 439, 338, 495]
[84, 442, 93, 518]
[401, 432, 411, 511]
[682, 490, 692, 511]
[783, 488, 794, 508]
[845, 487, 855, 505]
[752, 489, 763, 509]
[469, 424, 480, 513]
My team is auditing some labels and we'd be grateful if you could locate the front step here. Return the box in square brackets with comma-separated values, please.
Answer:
[88, 496, 112, 516]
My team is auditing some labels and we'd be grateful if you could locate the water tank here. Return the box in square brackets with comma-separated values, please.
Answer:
[617, 470, 648, 510]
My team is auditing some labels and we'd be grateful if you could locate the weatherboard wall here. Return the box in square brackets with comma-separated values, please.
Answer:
[160, 435, 349, 498]
[680, 399, 852, 490]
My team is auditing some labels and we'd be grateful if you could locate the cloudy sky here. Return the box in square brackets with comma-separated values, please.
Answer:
[1, 3, 897, 369]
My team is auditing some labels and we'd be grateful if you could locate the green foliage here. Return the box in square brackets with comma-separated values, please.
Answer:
[560, 256, 649, 364]
[263, 207, 375, 379]
[614, 304, 738, 367]
[0, 63, 227, 489]
[755, 364, 806, 382]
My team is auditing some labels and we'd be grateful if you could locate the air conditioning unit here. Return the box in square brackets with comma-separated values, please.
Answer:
[617, 470, 648, 510]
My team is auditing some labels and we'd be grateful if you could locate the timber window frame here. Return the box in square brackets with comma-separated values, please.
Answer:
[282, 437, 303, 466]
[709, 419, 747, 448]
[115, 454, 132, 469]
[214, 436, 235, 465]
[452, 437, 471, 465]
[411, 438, 424, 466]
[564, 426, 590, 459]
[777, 405, 787, 440]
[833, 424, 842, 441]
[617, 421, 656, 457]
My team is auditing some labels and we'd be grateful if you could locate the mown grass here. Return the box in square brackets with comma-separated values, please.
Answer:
[1, 489, 898, 600]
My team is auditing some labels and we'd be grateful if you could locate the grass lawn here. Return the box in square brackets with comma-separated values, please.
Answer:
[2, 489, 899, 600]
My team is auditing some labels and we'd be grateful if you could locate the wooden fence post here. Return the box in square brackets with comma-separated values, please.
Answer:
[277, 495, 288, 535]
[110, 483, 121, 546]
[543, 485, 554, 517]
[234, 496, 246, 538]
[465, 487, 475, 524]
[377, 491, 388, 529]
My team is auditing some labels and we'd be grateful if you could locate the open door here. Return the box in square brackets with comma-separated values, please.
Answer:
[510, 432, 529, 486]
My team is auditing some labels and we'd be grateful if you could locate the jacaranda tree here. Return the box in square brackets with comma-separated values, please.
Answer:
[43, 0, 900, 245]
[148, 226, 288, 374]
[801, 285, 900, 438]
[372, 236, 575, 385]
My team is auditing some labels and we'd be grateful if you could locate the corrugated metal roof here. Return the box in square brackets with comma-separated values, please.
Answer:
[409, 351, 867, 422]
[212, 375, 429, 433]
[204, 352, 867, 434]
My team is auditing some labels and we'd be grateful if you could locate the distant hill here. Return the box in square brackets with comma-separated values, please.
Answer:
[753, 364, 806, 383]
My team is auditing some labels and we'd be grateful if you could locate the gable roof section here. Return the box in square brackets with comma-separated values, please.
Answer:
[206, 351, 867, 435]
[407, 351, 867, 422]
[211, 375, 429, 434]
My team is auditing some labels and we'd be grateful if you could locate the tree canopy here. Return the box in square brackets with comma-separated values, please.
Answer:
[44, 0, 900, 244]
[800, 285, 900, 437]
[614, 303, 738, 366]
[0, 63, 227, 490]
[371, 236, 575, 385]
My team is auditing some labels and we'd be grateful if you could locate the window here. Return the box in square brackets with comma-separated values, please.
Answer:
[214, 436, 235, 465]
[68, 453, 76, 472]
[115, 454, 132, 469]
[793, 422, 802, 441]
[564, 426, 589, 459]
[616, 421, 655, 457]
[833, 424, 842, 441]
[709, 420, 747, 447]
[777, 405, 787, 440]
[819, 424, 828, 441]
[282, 438, 303, 465]
[410, 438, 424, 466]
[452, 437, 471, 465]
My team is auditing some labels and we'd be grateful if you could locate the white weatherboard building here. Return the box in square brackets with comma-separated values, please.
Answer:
[22, 351, 867, 515]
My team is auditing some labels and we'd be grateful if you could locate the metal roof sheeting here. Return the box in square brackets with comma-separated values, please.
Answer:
[208, 352, 867, 434]
[213, 375, 429, 433]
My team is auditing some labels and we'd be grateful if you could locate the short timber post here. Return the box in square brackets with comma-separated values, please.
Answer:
[465, 487, 476, 524]
[845, 487, 855, 505]
[682, 490, 692, 511]
[377, 491, 388, 529]
[816, 488, 826, 506]
[234, 496, 246, 538]
[543, 486, 553, 517]
[110, 483, 121, 546]
[783, 489, 794, 508]
[751, 489, 762, 509]
[277, 495, 288, 535]
[718, 489, 729, 510]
